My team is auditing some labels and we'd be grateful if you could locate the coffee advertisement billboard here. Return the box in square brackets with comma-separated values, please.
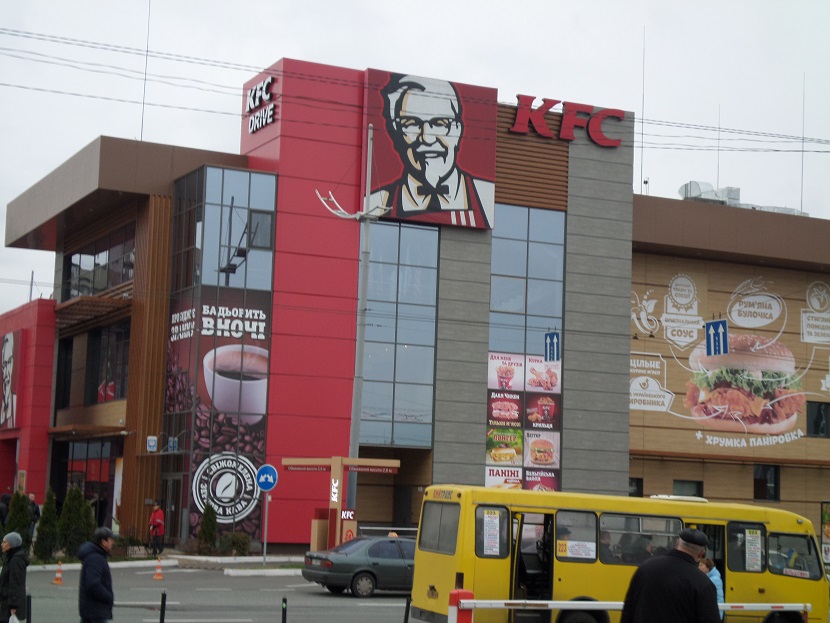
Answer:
[167, 286, 272, 539]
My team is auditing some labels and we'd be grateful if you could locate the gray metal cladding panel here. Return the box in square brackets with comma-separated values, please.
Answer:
[561, 424, 630, 448]
[564, 311, 631, 335]
[562, 369, 630, 393]
[562, 350, 629, 374]
[435, 362, 487, 386]
[566, 274, 635, 296]
[567, 213, 633, 239]
[437, 278, 491, 303]
[432, 462, 484, 485]
[436, 297, 490, 323]
[438, 228, 492, 260]
[561, 470, 630, 495]
[562, 407, 630, 434]
[568, 177, 634, 201]
[565, 253, 631, 279]
[569, 159, 633, 184]
[565, 234, 631, 260]
[567, 197, 634, 222]
[565, 291, 631, 314]
[562, 332, 630, 354]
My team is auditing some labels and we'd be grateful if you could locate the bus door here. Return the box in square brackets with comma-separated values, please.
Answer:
[694, 522, 726, 580]
[512, 512, 553, 623]
[692, 522, 726, 615]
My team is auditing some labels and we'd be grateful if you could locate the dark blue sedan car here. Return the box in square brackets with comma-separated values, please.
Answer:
[302, 535, 415, 597]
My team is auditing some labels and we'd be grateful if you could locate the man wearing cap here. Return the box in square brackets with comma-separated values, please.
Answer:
[78, 527, 115, 623]
[0, 532, 28, 623]
[621, 528, 721, 623]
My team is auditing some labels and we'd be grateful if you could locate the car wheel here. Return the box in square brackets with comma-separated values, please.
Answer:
[324, 584, 346, 594]
[350, 572, 376, 598]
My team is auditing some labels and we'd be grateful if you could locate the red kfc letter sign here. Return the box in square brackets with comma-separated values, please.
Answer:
[510, 95, 624, 147]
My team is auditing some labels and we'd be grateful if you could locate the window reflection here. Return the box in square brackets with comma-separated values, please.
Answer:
[173, 168, 276, 294]
[63, 223, 136, 300]
[361, 221, 438, 448]
[489, 204, 566, 354]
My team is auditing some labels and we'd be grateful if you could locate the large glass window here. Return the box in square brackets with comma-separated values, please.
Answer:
[754, 465, 780, 501]
[806, 402, 830, 438]
[63, 223, 136, 299]
[600, 513, 682, 565]
[489, 204, 565, 355]
[173, 167, 276, 294]
[85, 320, 130, 405]
[360, 221, 438, 449]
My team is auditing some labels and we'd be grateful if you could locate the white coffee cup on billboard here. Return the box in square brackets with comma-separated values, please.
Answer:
[203, 344, 268, 424]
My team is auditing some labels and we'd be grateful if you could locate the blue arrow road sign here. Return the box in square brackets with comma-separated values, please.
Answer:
[256, 464, 278, 492]
[705, 320, 729, 357]
[544, 331, 561, 362]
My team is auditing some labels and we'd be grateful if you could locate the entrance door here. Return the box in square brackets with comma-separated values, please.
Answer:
[162, 476, 183, 549]
[512, 512, 553, 623]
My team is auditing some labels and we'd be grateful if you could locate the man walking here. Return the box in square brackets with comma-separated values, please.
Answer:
[148, 500, 165, 558]
[78, 527, 115, 623]
[0, 532, 28, 623]
[27, 493, 40, 540]
[621, 528, 720, 623]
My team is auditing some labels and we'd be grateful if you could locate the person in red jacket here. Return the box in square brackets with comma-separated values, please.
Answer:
[148, 500, 165, 558]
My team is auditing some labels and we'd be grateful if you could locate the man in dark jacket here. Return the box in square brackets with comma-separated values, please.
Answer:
[0, 531, 28, 623]
[621, 528, 721, 623]
[78, 527, 115, 623]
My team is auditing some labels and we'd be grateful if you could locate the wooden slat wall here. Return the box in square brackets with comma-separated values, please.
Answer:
[119, 194, 173, 537]
[495, 104, 568, 210]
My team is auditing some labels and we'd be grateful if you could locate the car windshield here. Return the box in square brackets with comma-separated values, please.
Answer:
[330, 538, 371, 554]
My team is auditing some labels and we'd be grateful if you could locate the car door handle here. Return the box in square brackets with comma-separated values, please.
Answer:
[371, 562, 380, 566]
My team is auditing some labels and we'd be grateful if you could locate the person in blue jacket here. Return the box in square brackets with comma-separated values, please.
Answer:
[78, 527, 115, 623]
[699, 557, 725, 619]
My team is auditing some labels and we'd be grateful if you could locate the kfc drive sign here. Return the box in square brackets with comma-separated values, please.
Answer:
[510, 95, 625, 147]
[246, 76, 278, 134]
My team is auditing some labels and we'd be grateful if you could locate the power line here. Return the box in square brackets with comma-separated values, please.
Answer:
[1, 27, 829, 156]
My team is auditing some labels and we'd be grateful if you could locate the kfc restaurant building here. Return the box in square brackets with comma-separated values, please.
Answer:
[4, 57, 830, 547]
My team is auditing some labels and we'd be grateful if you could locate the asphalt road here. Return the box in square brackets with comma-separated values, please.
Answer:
[26, 564, 413, 623]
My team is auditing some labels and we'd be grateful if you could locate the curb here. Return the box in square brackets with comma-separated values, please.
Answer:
[224, 568, 303, 576]
[30, 559, 179, 572]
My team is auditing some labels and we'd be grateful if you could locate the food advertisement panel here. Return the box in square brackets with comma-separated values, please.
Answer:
[631, 255, 830, 459]
[486, 352, 562, 490]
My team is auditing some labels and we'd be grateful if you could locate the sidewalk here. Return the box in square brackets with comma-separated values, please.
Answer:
[28, 551, 304, 576]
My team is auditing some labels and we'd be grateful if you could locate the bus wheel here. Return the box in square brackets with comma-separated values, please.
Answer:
[351, 572, 376, 598]
[561, 611, 596, 623]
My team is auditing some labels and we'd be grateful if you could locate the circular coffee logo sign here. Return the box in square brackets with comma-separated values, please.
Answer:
[192, 452, 259, 523]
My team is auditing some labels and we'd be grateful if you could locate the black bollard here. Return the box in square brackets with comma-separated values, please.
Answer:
[403, 595, 411, 623]
[282, 596, 287, 623]
[27, 593, 32, 623]
[159, 589, 167, 623]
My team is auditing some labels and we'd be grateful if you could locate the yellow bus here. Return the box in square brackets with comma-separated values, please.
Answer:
[411, 485, 828, 623]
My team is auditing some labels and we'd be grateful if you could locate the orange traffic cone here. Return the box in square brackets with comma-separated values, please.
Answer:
[52, 561, 64, 585]
[153, 557, 164, 581]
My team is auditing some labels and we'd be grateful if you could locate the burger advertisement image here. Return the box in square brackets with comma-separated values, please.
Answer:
[631, 258, 830, 459]
[684, 333, 805, 435]
[525, 431, 560, 469]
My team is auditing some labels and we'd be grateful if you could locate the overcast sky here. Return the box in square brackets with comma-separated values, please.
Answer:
[1, 1, 828, 314]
